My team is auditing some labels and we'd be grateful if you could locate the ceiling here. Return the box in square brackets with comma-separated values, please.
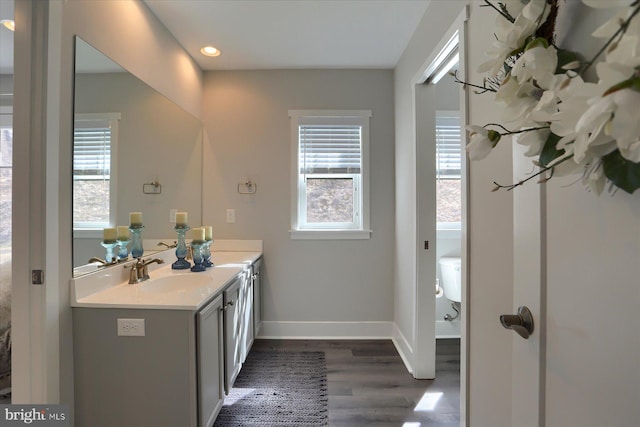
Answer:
[143, 0, 430, 70]
[0, 1, 431, 75]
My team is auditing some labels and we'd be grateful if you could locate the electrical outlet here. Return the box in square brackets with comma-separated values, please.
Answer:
[226, 209, 235, 224]
[117, 318, 145, 336]
[169, 209, 178, 224]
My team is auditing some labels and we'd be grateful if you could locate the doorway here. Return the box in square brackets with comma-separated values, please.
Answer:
[412, 7, 469, 424]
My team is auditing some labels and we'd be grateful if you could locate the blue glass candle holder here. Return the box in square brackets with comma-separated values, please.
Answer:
[129, 225, 144, 259]
[190, 241, 206, 272]
[117, 239, 130, 261]
[101, 241, 118, 263]
[203, 240, 213, 268]
[172, 225, 191, 270]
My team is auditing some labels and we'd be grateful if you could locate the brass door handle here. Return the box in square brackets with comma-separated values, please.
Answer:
[500, 306, 534, 339]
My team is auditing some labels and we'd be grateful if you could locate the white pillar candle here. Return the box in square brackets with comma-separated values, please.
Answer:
[204, 226, 213, 241]
[116, 226, 129, 240]
[176, 212, 188, 226]
[192, 227, 205, 242]
[129, 212, 143, 226]
[103, 228, 117, 243]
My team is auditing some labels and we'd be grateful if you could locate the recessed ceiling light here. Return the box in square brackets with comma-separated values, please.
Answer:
[1, 19, 15, 32]
[200, 46, 221, 57]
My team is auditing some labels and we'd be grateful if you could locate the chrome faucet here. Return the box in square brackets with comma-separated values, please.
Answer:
[126, 257, 164, 284]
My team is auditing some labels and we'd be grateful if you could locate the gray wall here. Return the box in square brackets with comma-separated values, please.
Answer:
[202, 69, 395, 327]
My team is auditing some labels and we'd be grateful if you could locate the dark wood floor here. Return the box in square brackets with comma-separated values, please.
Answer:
[250, 338, 460, 427]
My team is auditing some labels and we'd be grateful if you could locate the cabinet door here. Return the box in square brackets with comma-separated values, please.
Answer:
[197, 294, 225, 427]
[241, 268, 254, 360]
[224, 277, 243, 393]
[252, 257, 262, 335]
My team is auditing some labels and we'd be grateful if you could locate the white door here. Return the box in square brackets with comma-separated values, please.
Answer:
[510, 148, 640, 426]
[414, 82, 437, 379]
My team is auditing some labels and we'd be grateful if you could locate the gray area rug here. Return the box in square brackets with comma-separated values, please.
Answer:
[214, 351, 328, 426]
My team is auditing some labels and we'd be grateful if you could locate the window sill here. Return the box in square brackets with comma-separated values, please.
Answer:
[290, 229, 372, 240]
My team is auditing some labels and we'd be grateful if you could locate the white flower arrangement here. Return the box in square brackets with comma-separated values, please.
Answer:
[463, 0, 640, 194]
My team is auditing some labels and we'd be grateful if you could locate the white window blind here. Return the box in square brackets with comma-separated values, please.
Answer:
[435, 111, 462, 180]
[299, 124, 362, 174]
[73, 113, 119, 230]
[74, 118, 111, 180]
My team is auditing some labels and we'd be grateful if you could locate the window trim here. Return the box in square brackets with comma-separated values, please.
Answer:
[73, 112, 120, 230]
[289, 109, 372, 240]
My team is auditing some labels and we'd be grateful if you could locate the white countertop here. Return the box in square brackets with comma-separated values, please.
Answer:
[71, 249, 262, 311]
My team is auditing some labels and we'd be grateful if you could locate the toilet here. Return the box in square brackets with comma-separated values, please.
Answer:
[438, 257, 461, 303]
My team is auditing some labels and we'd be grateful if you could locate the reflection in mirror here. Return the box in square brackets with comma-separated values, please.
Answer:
[434, 60, 461, 228]
[73, 37, 203, 277]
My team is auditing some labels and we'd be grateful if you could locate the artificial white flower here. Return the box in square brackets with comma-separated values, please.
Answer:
[511, 44, 558, 89]
[574, 95, 618, 163]
[499, 79, 541, 128]
[583, 0, 635, 8]
[466, 125, 501, 160]
[522, 0, 551, 24]
[581, 160, 606, 196]
[477, 0, 550, 76]
[606, 88, 640, 162]
[515, 126, 549, 157]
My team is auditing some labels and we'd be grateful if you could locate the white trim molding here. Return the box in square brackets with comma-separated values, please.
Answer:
[258, 320, 393, 340]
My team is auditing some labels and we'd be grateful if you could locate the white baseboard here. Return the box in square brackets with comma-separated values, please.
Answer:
[436, 320, 461, 339]
[257, 321, 394, 339]
[391, 324, 414, 374]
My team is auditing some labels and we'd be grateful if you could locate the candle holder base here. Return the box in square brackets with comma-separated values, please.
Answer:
[190, 263, 206, 272]
[172, 225, 191, 269]
[190, 241, 206, 272]
[172, 258, 191, 270]
[101, 242, 118, 264]
[203, 240, 213, 268]
[117, 239, 130, 262]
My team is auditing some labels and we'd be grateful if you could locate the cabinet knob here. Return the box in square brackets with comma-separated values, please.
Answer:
[222, 300, 234, 311]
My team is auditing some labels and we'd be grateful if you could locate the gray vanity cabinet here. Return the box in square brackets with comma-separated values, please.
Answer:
[73, 298, 225, 427]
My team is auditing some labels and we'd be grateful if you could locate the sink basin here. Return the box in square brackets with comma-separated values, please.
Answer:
[136, 274, 212, 294]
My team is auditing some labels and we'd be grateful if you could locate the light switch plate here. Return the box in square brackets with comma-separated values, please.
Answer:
[169, 209, 178, 224]
[226, 209, 235, 223]
[117, 318, 145, 336]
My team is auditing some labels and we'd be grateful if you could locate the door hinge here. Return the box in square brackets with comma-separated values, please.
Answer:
[424, 240, 429, 250]
[32, 270, 44, 285]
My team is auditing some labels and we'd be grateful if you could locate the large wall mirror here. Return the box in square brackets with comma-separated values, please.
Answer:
[73, 36, 203, 276]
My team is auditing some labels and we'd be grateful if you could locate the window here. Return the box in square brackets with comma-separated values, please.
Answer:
[435, 110, 462, 230]
[73, 113, 119, 230]
[0, 108, 12, 290]
[289, 110, 371, 239]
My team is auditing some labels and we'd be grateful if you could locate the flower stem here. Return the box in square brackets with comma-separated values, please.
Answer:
[453, 70, 498, 93]
[581, 4, 640, 75]
[483, 123, 550, 135]
[493, 155, 570, 191]
[481, 0, 515, 24]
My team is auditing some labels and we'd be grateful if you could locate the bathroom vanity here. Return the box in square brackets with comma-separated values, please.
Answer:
[71, 242, 263, 427]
